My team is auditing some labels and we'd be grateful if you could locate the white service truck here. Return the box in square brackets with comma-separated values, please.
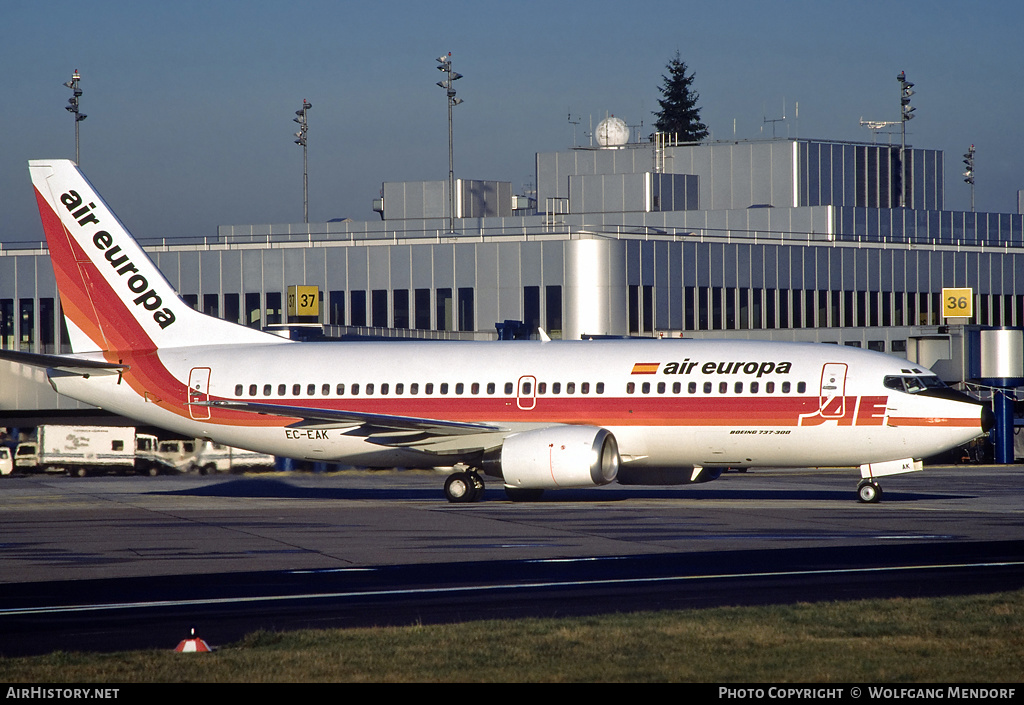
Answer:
[155, 439, 276, 474]
[193, 441, 277, 474]
[14, 425, 171, 476]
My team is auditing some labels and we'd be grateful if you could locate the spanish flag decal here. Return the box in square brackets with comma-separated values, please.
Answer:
[631, 362, 660, 375]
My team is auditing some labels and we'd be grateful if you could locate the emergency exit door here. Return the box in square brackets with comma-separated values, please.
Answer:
[188, 367, 211, 420]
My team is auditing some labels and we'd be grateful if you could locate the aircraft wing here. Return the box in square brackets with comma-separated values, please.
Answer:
[204, 400, 510, 454]
[0, 348, 127, 376]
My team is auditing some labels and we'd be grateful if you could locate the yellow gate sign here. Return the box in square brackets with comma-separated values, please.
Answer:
[288, 285, 320, 317]
[942, 287, 973, 319]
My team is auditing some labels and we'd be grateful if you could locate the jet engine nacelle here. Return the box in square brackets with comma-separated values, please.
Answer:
[491, 426, 620, 490]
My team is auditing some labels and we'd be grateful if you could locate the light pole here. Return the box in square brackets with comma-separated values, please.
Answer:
[63, 69, 86, 163]
[897, 71, 915, 207]
[436, 53, 463, 233]
[963, 145, 976, 212]
[293, 99, 312, 223]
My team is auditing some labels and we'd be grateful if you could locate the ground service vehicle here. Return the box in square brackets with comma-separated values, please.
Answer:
[14, 425, 168, 476]
[155, 439, 198, 473]
[192, 441, 276, 474]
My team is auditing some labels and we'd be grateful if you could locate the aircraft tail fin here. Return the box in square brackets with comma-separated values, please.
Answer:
[29, 160, 282, 354]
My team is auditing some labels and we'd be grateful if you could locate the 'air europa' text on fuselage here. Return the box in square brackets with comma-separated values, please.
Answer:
[657, 360, 794, 376]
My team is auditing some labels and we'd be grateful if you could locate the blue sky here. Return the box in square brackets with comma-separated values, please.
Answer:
[2, 0, 1022, 243]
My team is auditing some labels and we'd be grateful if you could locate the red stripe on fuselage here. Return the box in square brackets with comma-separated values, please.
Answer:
[197, 394, 839, 428]
[887, 416, 980, 427]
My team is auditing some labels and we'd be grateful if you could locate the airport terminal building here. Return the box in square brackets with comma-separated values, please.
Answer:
[3, 131, 1024, 413]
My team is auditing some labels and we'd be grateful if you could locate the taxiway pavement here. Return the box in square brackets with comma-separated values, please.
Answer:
[1, 465, 1021, 585]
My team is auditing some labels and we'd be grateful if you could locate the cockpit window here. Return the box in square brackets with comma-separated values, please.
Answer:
[903, 377, 926, 393]
[883, 374, 947, 394]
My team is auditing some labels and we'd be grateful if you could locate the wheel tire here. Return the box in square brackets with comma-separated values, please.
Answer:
[444, 473, 474, 503]
[857, 481, 882, 503]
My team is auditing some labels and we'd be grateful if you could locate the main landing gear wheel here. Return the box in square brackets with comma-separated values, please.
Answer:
[444, 471, 484, 503]
[857, 480, 882, 503]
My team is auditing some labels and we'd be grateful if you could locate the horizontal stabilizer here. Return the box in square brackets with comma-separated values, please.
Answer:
[0, 348, 126, 376]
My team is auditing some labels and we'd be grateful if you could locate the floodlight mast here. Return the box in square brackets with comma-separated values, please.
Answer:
[63, 69, 86, 164]
[897, 71, 915, 207]
[436, 53, 463, 233]
[963, 144, 976, 212]
[293, 99, 312, 223]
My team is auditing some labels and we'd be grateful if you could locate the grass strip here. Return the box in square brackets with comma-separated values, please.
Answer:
[2, 589, 1022, 682]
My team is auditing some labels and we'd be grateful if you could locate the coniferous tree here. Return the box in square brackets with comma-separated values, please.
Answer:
[654, 52, 708, 142]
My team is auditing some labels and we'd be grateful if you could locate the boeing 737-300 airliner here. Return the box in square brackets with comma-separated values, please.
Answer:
[0, 159, 993, 502]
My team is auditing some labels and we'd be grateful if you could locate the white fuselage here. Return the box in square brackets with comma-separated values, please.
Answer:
[51, 338, 986, 472]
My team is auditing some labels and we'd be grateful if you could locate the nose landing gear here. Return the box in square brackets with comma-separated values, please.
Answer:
[857, 479, 882, 503]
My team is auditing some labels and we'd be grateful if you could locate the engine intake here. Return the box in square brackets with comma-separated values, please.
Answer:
[489, 426, 619, 490]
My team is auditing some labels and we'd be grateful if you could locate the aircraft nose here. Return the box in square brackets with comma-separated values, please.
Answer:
[980, 405, 995, 433]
